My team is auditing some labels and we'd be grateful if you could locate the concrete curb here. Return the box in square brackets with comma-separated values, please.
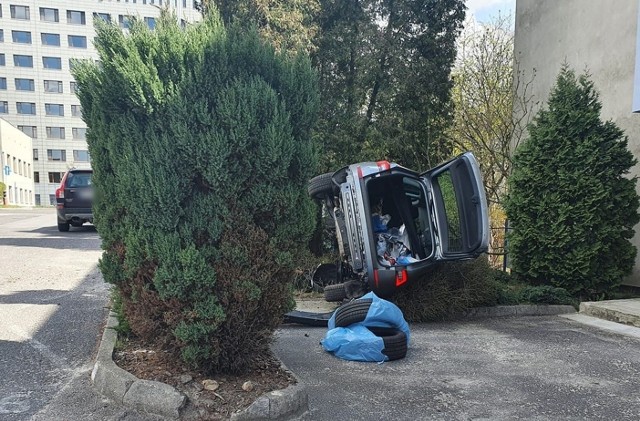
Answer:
[461, 304, 576, 319]
[92, 312, 309, 420]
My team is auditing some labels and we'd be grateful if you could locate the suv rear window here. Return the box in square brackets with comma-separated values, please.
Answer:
[66, 171, 92, 188]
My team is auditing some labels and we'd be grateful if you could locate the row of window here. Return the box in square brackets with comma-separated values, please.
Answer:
[25, 127, 87, 141]
[6, 187, 33, 206]
[32, 150, 90, 170]
[0, 30, 89, 48]
[2, 153, 30, 177]
[0, 54, 89, 70]
[0, 78, 78, 94]
[0, 102, 82, 117]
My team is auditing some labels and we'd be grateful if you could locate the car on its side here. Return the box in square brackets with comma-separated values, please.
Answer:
[55, 168, 94, 232]
[309, 152, 489, 301]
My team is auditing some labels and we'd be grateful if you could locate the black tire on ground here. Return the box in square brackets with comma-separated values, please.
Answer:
[324, 283, 347, 302]
[367, 327, 408, 361]
[334, 298, 373, 327]
[308, 172, 335, 201]
[58, 222, 70, 232]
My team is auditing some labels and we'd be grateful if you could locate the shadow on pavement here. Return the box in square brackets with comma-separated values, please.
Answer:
[0, 289, 73, 305]
[0, 237, 101, 251]
[20, 225, 98, 235]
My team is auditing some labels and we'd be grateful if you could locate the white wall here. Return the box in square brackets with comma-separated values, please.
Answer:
[0, 118, 35, 206]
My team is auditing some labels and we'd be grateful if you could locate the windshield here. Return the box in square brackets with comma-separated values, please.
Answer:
[66, 172, 92, 188]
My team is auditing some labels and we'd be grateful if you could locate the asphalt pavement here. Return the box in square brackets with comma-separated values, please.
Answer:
[0, 208, 159, 420]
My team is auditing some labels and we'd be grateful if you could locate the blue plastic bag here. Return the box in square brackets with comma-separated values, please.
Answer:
[321, 325, 387, 362]
[327, 292, 410, 343]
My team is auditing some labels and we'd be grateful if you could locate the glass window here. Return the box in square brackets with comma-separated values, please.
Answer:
[49, 194, 56, 205]
[10, 5, 29, 20]
[144, 17, 156, 29]
[46, 127, 65, 139]
[0, 101, 8, 113]
[12, 30, 31, 43]
[43, 56, 62, 69]
[14, 55, 33, 67]
[72, 127, 87, 140]
[71, 105, 82, 117]
[73, 150, 90, 162]
[67, 10, 86, 25]
[40, 7, 59, 22]
[44, 80, 63, 93]
[70, 81, 78, 93]
[41, 33, 60, 46]
[0, 78, 5, 90]
[119, 15, 133, 29]
[94, 12, 111, 23]
[33, 149, 39, 160]
[17, 102, 36, 115]
[48, 172, 64, 183]
[0, 29, 4, 43]
[15, 78, 34, 91]
[19, 126, 38, 138]
[34, 172, 40, 183]
[47, 150, 66, 162]
[45, 103, 64, 116]
[68, 35, 87, 48]
[35, 194, 41, 206]
[0, 54, 4, 66]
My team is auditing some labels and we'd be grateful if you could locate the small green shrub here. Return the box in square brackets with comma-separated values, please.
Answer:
[518, 285, 576, 306]
[110, 288, 131, 337]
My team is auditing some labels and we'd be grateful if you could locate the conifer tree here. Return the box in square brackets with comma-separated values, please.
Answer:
[505, 66, 639, 298]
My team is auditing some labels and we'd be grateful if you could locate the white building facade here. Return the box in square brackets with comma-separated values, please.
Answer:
[0, 117, 35, 206]
[0, 0, 200, 206]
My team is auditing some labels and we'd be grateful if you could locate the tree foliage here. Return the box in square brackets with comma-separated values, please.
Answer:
[505, 66, 639, 298]
[73, 11, 319, 373]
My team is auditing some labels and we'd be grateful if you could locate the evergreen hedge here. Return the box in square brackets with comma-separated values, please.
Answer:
[505, 66, 639, 298]
[73, 12, 319, 373]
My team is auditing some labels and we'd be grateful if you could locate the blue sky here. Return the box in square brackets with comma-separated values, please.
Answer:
[466, 0, 516, 23]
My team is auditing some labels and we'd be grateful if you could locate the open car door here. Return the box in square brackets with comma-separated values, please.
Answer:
[420, 152, 489, 260]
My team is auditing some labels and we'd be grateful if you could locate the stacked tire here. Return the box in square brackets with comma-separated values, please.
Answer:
[332, 297, 408, 361]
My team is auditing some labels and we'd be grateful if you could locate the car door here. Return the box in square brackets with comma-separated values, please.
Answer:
[420, 152, 489, 260]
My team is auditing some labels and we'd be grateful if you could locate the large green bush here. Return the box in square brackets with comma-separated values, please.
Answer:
[505, 66, 639, 298]
[73, 12, 319, 373]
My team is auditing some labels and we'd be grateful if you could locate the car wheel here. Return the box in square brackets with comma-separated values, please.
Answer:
[367, 327, 408, 361]
[57, 222, 70, 232]
[308, 172, 335, 201]
[324, 283, 347, 302]
[334, 298, 373, 327]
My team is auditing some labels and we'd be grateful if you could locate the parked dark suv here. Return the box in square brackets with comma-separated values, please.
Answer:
[309, 152, 489, 300]
[55, 168, 94, 232]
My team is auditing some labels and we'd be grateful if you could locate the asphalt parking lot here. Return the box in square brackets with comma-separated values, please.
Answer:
[275, 316, 640, 420]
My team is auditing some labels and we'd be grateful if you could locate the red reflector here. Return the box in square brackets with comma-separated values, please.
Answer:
[395, 269, 408, 287]
[357, 166, 363, 178]
[374, 269, 379, 289]
[376, 160, 391, 171]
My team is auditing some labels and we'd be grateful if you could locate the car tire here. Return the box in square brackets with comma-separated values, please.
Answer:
[308, 172, 335, 200]
[324, 283, 347, 302]
[367, 327, 408, 361]
[57, 222, 70, 232]
[334, 298, 373, 327]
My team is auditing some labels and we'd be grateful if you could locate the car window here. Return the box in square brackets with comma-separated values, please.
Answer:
[66, 172, 92, 188]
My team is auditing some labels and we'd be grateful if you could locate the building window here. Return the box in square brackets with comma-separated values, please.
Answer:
[144, 17, 156, 29]
[0, 78, 5, 90]
[39, 7, 59, 22]
[12, 30, 31, 44]
[67, 10, 86, 25]
[48, 194, 56, 205]
[46, 127, 65, 139]
[33, 148, 39, 160]
[72, 127, 87, 140]
[14, 54, 33, 67]
[17, 102, 36, 115]
[34, 172, 40, 183]
[70, 81, 78, 94]
[43, 57, 62, 70]
[119, 15, 133, 29]
[0, 54, 4, 66]
[41, 33, 60, 46]
[35, 194, 41, 206]
[94, 12, 111, 23]
[18, 160, 22, 175]
[44, 80, 63, 93]
[45, 103, 64, 116]
[15, 78, 35, 91]
[73, 150, 90, 162]
[48, 172, 64, 183]
[47, 150, 66, 162]
[20, 126, 38, 138]
[71, 105, 82, 117]
[0, 101, 8, 114]
[0, 29, 4, 42]
[68, 35, 87, 48]
[10, 5, 29, 20]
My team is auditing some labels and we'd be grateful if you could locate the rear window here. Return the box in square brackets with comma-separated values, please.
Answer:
[66, 171, 92, 188]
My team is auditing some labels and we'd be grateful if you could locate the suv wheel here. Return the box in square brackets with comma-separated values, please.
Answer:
[58, 222, 70, 232]
[308, 172, 335, 200]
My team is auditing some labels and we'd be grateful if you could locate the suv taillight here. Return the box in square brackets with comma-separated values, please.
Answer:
[55, 186, 64, 199]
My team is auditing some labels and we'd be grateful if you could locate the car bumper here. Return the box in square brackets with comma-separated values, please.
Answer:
[57, 208, 93, 223]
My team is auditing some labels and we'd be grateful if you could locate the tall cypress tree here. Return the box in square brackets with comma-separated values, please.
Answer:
[505, 66, 639, 298]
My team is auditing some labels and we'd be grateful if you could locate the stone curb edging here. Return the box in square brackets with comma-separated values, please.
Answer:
[91, 312, 309, 420]
[461, 304, 576, 319]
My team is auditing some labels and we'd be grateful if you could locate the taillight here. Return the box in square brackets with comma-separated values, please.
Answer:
[374, 269, 379, 289]
[376, 160, 391, 171]
[55, 186, 64, 199]
[395, 269, 408, 287]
